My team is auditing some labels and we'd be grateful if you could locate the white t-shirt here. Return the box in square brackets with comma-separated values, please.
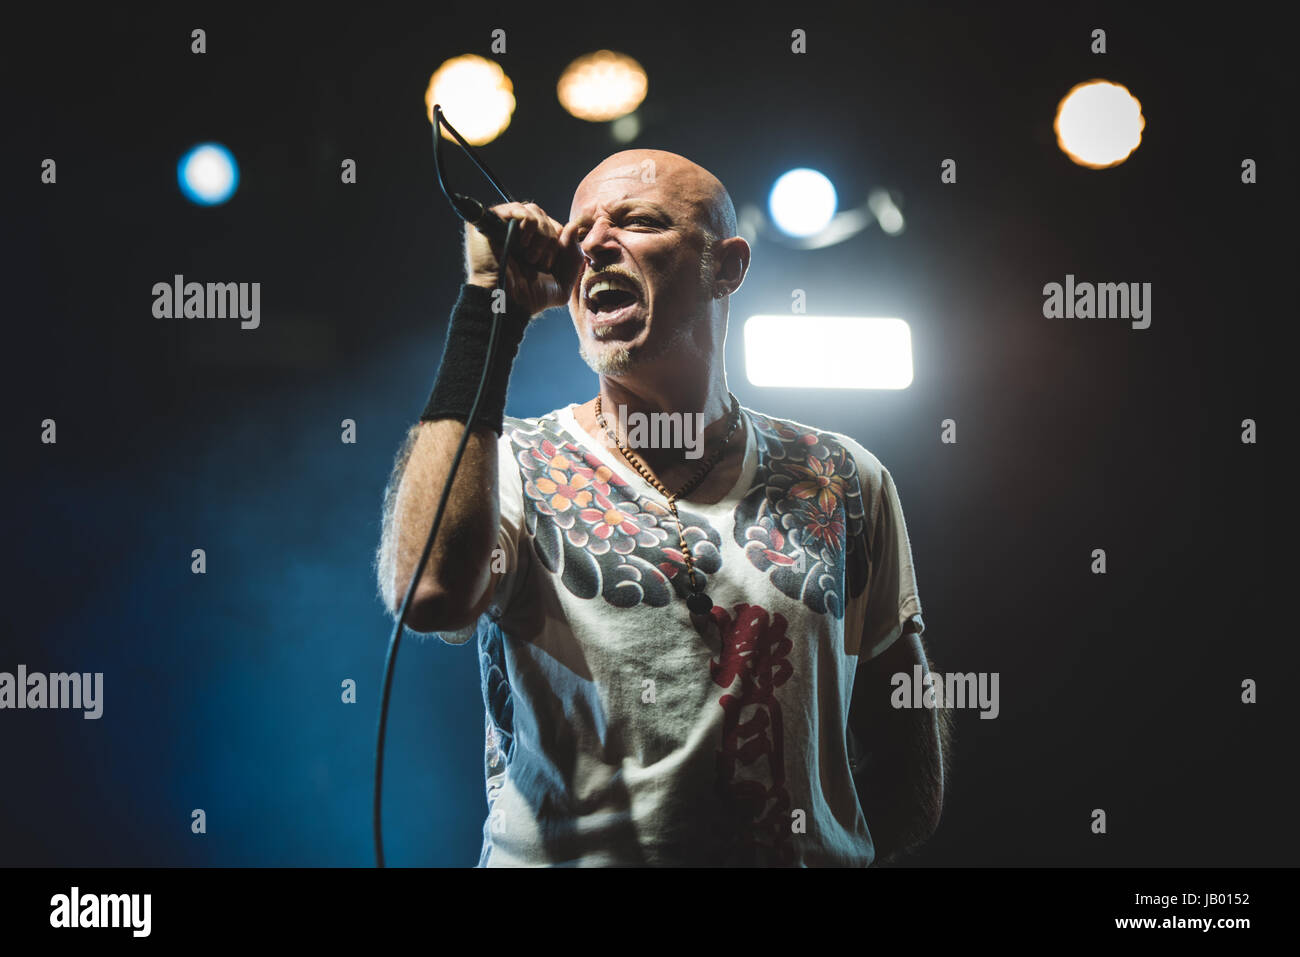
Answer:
[436, 403, 924, 866]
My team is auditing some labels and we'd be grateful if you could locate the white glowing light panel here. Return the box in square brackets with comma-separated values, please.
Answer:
[744, 315, 914, 389]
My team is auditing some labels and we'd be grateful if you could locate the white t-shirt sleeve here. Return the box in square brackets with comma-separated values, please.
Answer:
[859, 463, 925, 662]
[434, 429, 526, 646]
[491, 428, 527, 611]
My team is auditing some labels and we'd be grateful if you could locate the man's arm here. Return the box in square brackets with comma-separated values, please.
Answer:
[375, 202, 581, 634]
[850, 627, 952, 864]
[375, 419, 502, 633]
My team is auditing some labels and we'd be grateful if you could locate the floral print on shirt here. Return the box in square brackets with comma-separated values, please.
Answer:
[506, 416, 722, 608]
[732, 412, 868, 619]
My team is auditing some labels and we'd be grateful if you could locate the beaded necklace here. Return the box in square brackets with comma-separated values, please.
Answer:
[594, 392, 743, 615]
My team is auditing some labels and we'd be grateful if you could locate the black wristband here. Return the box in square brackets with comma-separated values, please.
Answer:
[419, 284, 532, 435]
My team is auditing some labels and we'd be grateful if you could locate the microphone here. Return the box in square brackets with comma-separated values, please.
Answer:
[453, 192, 581, 289]
[452, 192, 524, 261]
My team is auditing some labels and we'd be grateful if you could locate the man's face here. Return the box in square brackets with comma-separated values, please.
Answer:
[567, 157, 716, 377]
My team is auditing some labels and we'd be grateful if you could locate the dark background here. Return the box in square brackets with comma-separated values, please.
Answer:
[3, 2, 1293, 866]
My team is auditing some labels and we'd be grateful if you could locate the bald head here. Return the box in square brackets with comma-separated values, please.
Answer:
[570, 149, 737, 241]
[565, 147, 750, 380]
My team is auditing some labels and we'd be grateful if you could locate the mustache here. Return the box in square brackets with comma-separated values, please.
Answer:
[580, 265, 643, 296]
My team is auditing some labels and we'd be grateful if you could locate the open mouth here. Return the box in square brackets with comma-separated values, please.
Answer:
[584, 275, 644, 324]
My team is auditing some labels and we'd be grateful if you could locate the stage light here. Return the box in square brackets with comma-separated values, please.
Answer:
[867, 189, 905, 236]
[178, 143, 238, 206]
[768, 169, 838, 238]
[610, 112, 641, 143]
[557, 50, 648, 122]
[1054, 80, 1145, 169]
[425, 55, 515, 145]
[744, 315, 913, 389]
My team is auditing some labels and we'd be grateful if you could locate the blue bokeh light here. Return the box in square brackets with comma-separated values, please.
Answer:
[178, 142, 239, 206]
[768, 168, 838, 238]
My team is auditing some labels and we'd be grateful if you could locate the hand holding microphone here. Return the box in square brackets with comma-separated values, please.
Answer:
[463, 199, 584, 318]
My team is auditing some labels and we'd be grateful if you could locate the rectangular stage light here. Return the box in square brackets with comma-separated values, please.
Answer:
[743, 315, 914, 389]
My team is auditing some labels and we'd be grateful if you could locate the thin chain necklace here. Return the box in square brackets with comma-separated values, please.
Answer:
[594, 391, 742, 615]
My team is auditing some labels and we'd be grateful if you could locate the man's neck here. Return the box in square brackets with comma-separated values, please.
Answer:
[598, 373, 732, 430]
[570, 367, 746, 502]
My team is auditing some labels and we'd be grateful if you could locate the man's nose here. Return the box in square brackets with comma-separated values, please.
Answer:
[579, 218, 621, 266]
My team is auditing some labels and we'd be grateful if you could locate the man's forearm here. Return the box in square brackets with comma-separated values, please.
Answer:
[853, 633, 953, 864]
[862, 701, 949, 863]
[377, 418, 500, 630]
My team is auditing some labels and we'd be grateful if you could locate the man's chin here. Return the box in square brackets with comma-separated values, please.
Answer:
[580, 318, 649, 375]
[579, 341, 636, 377]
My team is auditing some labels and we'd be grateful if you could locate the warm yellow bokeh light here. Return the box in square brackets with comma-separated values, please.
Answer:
[425, 55, 515, 145]
[557, 50, 648, 122]
[1054, 80, 1145, 169]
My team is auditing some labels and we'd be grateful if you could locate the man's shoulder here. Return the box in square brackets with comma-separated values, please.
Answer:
[743, 405, 888, 490]
[502, 406, 571, 435]
[498, 406, 612, 481]
[497, 407, 578, 457]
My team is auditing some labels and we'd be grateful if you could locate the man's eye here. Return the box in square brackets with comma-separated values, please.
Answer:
[625, 216, 659, 228]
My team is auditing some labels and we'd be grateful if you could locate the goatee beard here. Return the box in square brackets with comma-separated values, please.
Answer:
[579, 340, 634, 376]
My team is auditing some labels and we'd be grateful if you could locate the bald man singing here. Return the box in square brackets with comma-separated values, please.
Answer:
[377, 149, 947, 867]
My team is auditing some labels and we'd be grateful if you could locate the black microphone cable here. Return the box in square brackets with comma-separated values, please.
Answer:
[373, 105, 519, 868]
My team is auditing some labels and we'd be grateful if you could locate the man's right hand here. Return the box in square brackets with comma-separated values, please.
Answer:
[465, 202, 584, 318]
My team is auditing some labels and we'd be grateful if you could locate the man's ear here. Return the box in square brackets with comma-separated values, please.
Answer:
[715, 235, 751, 297]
